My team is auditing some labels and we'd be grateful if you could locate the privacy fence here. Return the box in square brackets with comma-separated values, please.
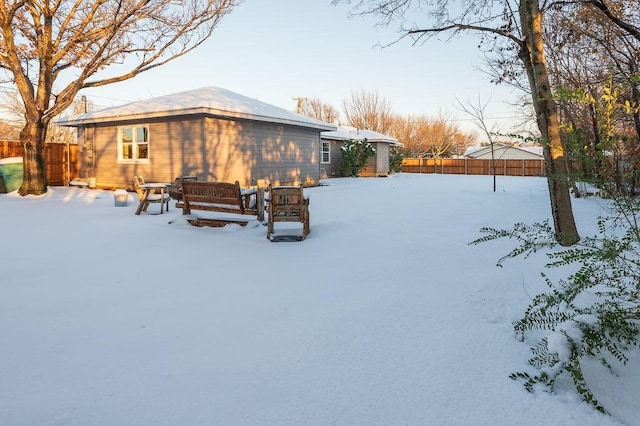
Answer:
[0, 141, 79, 186]
[401, 158, 546, 177]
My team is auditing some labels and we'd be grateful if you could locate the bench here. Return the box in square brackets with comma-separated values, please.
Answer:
[180, 180, 258, 227]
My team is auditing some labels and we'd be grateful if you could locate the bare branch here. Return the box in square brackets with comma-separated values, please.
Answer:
[586, 0, 640, 41]
[408, 22, 524, 47]
[342, 89, 393, 133]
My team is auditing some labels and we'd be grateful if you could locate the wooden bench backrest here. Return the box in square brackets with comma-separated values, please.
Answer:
[181, 180, 244, 214]
[270, 186, 304, 205]
[268, 185, 307, 221]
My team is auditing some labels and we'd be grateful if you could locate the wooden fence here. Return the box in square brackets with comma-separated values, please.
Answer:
[0, 141, 79, 186]
[402, 158, 546, 177]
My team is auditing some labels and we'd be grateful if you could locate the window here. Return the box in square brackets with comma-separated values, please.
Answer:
[321, 141, 330, 164]
[118, 126, 149, 163]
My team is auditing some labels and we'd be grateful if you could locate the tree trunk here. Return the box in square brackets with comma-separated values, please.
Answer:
[519, 0, 579, 246]
[19, 121, 48, 196]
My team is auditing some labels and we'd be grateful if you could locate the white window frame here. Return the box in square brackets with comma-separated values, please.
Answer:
[117, 125, 150, 164]
[321, 141, 331, 164]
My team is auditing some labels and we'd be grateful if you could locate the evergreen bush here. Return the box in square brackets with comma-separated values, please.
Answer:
[389, 145, 404, 174]
[340, 138, 376, 177]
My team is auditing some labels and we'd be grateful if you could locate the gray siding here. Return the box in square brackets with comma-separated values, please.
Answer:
[76, 114, 321, 189]
[202, 117, 320, 186]
[77, 116, 203, 189]
[320, 139, 343, 178]
[376, 143, 390, 176]
[361, 142, 390, 177]
[319, 139, 392, 178]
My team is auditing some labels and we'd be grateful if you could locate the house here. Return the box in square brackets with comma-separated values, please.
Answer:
[320, 126, 401, 178]
[57, 87, 337, 189]
[464, 143, 544, 160]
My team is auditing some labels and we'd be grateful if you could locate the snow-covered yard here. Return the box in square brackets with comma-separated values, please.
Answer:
[1, 173, 636, 425]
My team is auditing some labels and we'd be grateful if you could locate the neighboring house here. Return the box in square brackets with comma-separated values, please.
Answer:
[57, 87, 336, 189]
[464, 143, 544, 160]
[320, 126, 401, 178]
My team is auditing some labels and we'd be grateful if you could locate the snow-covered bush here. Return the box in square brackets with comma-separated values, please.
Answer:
[340, 138, 376, 177]
[471, 198, 640, 413]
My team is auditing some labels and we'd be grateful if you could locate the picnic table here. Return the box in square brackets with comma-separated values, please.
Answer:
[135, 182, 170, 215]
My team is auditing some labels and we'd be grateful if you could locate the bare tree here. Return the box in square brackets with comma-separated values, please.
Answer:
[335, 0, 580, 245]
[456, 95, 503, 192]
[49, 96, 97, 146]
[450, 129, 477, 157]
[0, 87, 29, 121]
[387, 114, 422, 156]
[387, 112, 476, 158]
[0, 90, 93, 145]
[299, 98, 340, 123]
[0, 0, 241, 195]
[420, 112, 471, 159]
[0, 120, 20, 140]
[342, 89, 393, 133]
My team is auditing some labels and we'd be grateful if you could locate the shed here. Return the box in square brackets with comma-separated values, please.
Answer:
[320, 126, 401, 178]
[57, 87, 337, 189]
[464, 143, 544, 160]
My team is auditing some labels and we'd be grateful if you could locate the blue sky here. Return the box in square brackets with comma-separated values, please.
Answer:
[81, 0, 528, 135]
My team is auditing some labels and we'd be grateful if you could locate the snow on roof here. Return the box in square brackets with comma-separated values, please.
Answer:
[463, 146, 483, 156]
[464, 143, 544, 158]
[57, 87, 337, 132]
[519, 146, 543, 156]
[321, 126, 402, 146]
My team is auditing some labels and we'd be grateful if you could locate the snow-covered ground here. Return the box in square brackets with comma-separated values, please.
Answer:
[1, 173, 636, 425]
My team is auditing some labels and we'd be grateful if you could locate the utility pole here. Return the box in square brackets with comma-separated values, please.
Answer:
[293, 97, 307, 114]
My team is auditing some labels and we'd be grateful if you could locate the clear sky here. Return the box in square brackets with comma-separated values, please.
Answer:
[80, 0, 529, 136]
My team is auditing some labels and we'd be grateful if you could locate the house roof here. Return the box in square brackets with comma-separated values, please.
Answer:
[57, 86, 337, 131]
[321, 126, 402, 146]
[464, 143, 543, 158]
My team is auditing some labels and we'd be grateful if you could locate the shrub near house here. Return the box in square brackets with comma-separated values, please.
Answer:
[340, 139, 376, 177]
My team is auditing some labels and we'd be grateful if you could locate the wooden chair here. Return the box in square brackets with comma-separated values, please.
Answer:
[133, 175, 170, 213]
[267, 184, 310, 241]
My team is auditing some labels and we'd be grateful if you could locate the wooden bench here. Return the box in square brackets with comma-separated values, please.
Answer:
[267, 184, 310, 241]
[180, 180, 258, 227]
